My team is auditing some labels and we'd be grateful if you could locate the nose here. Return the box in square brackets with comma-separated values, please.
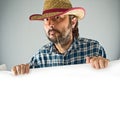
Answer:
[47, 18, 55, 28]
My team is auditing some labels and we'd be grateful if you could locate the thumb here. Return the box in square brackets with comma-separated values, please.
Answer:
[86, 57, 91, 63]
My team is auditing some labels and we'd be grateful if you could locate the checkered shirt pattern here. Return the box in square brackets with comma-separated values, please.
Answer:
[29, 37, 106, 68]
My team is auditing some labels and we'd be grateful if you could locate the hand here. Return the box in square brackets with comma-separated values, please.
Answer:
[86, 56, 109, 69]
[11, 64, 30, 75]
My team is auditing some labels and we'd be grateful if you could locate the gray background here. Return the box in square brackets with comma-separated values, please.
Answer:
[0, 0, 120, 70]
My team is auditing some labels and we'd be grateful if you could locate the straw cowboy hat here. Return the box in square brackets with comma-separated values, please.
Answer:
[29, 0, 85, 20]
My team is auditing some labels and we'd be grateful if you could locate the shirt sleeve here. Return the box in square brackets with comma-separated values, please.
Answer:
[90, 39, 107, 58]
[98, 45, 106, 58]
[85, 39, 107, 59]
[29, 52, 43, 69]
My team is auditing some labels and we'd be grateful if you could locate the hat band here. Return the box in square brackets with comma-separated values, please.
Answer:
[43, 8, 69, 14]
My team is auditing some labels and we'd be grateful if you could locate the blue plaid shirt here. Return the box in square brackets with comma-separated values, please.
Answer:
[30, 37, 106, 68]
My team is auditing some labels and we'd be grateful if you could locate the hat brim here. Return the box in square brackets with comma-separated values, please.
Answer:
[29, 7, 85, 21]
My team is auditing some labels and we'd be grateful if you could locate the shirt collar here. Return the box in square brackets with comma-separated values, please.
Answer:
[50, 37, 79, 54]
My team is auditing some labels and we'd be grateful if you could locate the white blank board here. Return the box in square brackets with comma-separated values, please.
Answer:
[0, 60, 120, 120]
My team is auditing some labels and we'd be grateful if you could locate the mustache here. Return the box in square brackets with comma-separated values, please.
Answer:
[48, 28, 61, 34]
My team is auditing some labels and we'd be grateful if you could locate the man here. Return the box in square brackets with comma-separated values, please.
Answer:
[12, 0, 109, 75]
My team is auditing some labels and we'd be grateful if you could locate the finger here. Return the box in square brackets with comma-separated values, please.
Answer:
[89, 57, 97, 68]
[25, 64, 30, 74]
[105, 59, 109, 68]
[86, 57, 90, 63]
[99, 59, 105, 69]
[16, 65, 21, 75]
[90, 57, 96, 63]
[21, 64, 26, 74]
[89, 58, 96, 68]
[11, 66, 18, 75]
[94, 60, 100, 69]
[91, 62, 96, 69]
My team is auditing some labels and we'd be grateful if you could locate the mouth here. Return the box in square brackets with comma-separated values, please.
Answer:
[48, 29, 60, 36]
[49, 30, 56, 36]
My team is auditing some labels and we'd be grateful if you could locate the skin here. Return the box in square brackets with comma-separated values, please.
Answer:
[11, 15, 109, 75]
[44, 15, 74, 53]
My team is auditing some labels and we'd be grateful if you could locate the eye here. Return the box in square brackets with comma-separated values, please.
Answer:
[44, 18, 49, 21]
[54, 16, 60, 20]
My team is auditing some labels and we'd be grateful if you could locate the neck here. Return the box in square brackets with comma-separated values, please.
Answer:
[55, 36, 73, 54]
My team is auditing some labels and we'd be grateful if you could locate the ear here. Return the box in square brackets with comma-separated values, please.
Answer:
[71, 17, 78, 29]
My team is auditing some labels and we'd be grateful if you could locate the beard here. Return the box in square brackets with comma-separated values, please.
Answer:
[46, 23, 72, 46]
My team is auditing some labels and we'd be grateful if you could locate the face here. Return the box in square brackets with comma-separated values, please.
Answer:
[43, 15, 73, 45]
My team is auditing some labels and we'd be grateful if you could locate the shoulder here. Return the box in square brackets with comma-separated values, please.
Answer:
[31, 42, 53, 58]
[38, 42, 53, 54]
[76, 37, 101, 48]
[77, 37, 106, 58]
[78, 37, 100, 45]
